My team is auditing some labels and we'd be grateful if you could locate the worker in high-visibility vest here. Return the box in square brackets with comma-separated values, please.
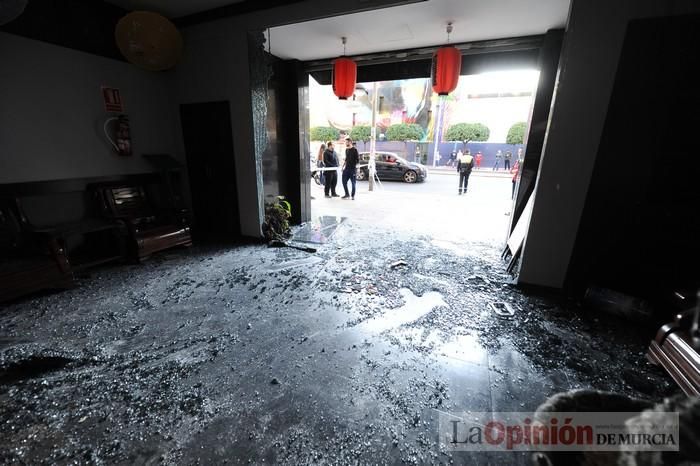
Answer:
[456, 149, 475, 195]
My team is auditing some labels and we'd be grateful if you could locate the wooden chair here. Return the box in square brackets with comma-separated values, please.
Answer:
[0, 198, 74, 303]
[91, 184, 192, 261]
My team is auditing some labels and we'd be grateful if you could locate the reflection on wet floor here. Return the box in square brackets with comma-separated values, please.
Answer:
[362, 288, 446, 332]
[292, 215, 346, 244]
[437, 332, 488, 366]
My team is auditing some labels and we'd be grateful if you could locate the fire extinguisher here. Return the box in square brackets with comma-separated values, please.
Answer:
[103, 115, 132, 156]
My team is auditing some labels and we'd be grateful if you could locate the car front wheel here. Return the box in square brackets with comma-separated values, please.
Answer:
[356, 169, 367, 181]
[403, 170, 417, 183]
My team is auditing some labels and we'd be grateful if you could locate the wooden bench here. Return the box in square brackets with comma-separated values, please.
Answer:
[0, 198, 74, 303]
[91, 184, 192, 261]
[30, 218, 126, 272]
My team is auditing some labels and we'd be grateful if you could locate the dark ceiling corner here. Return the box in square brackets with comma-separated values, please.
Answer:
[174, 0, 305, 28]
[0, 0, 128, 61]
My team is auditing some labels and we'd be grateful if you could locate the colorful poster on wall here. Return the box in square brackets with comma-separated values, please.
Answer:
[102, 87, 123, 112]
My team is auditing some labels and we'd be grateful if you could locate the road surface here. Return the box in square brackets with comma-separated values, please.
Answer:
[311, 169, 516, 246]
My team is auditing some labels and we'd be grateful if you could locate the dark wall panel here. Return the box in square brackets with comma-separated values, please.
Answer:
[567, 14, 700, 302]
[261, 57, 304, 224]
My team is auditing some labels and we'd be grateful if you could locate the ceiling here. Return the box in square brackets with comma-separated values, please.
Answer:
[103, 0, 247, 18]
[269, 0, 570, 61]
[101, 0, 569, 59]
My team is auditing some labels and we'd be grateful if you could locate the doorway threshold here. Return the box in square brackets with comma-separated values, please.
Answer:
[292, 216, 346, 244]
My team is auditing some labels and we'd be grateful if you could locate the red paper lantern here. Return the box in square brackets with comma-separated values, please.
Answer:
[332, 57, 357, 100]
[431, 46, 461, 95]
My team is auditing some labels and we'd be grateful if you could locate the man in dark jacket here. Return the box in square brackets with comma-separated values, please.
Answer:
[342, 138, 360, 200]
[457, 150, 474, 195]
[323, 141, 339, 198]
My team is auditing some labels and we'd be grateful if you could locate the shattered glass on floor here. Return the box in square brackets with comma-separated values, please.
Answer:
[0, 220, 679, 464]
[290, 215, 346, 244]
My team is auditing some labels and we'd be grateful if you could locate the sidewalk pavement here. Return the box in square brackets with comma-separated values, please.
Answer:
[428, 166, 512, 178]
[311, 174, 512, 245]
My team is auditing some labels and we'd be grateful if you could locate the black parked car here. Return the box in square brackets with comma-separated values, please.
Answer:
[356, 152, 428, 183]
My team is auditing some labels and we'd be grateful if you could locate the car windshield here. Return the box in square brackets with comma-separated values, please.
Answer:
[360, 153, 410, 163]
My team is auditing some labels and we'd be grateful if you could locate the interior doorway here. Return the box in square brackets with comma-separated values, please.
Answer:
[180, 101, 241, 241]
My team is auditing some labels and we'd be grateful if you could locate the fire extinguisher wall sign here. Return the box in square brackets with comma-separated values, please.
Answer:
[102, 87, 123, 113]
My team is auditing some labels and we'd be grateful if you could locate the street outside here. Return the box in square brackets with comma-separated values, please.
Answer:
[311, 168, 515, 247]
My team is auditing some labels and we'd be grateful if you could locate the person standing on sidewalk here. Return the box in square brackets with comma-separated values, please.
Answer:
[316, 144, 326, 186]
[511, 155, 522, 198]
[457, 149, 474, 195]
[323, 141, 339, 198]
[504, 151, 512, 171]
[342, 138, 359, 200]
[475, 151, 483, 170]
[493, 150, 503, 171]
